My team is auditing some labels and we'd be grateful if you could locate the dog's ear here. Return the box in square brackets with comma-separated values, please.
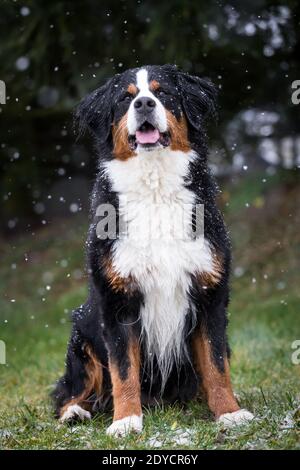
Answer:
[177, 72, 217, 130]
[76, 76, 118, 143]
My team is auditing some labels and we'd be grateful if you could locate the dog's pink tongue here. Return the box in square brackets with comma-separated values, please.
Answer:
[136, 129, 160, 144]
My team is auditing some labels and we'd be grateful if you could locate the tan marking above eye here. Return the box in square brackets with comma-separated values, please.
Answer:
[149, 80, 160, 91]
[127, 83, 138, 95]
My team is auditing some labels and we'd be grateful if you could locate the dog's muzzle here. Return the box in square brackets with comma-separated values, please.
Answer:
[128, 98, 170, 150]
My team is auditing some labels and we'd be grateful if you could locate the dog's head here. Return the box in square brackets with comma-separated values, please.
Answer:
[77, 65, 216, 159]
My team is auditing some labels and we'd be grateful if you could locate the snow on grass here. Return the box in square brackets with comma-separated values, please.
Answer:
[147, 427, 196, 448]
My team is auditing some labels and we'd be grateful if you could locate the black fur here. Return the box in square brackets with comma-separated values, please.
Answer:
[52, 65, 231, 418]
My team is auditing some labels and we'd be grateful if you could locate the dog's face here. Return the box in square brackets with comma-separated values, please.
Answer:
[77, 65, 216, 159]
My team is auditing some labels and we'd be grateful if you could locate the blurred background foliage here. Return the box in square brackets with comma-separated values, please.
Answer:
[0, 0, 299, 233]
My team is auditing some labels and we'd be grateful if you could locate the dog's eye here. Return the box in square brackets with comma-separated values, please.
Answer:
[120, 93, 133, 103]
[157, 89, 167, 97]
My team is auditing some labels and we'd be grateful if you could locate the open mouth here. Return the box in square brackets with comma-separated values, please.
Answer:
[128, 122, 170, 150]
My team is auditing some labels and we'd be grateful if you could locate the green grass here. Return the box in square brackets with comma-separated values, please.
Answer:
[0, 172, 299, 450]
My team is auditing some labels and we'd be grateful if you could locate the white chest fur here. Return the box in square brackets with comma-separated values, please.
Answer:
[104, 149, 214, 383]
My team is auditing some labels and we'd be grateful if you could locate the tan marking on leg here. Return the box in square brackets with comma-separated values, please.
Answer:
[84, 344, 103, 396]
[109, 338, 142, 422]
[166, 111, 190, 152]
[192, 332, 239, 419]
[102, 256, 138, 294]
[59, 344, 103, 417]
[112, 113, 136, 161]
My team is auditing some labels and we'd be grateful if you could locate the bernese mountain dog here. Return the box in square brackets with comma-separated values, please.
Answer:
[52, 64, 254, 436]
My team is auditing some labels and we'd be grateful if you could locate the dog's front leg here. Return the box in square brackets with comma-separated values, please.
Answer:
[191, 270, 254, 427]
[106, 333, 142, 437]
[92, 251, 143, 436]
[193, 327, 254, 426]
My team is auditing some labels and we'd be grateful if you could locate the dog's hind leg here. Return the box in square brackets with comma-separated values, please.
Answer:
[52, 326, 103, 423]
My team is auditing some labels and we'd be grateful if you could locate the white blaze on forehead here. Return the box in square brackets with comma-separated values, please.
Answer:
[136, 69, 152, 97]
[127, 68, 168, 135]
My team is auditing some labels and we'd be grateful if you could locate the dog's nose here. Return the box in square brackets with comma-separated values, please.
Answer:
[134, 96, 156, 113]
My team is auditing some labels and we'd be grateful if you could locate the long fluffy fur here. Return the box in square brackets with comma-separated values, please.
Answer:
[52, 64, 231, 416]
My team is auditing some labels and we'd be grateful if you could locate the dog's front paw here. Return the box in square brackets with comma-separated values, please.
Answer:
[59, 404, 91, 423]
[106, 415, 143, 437]
[217, 409, 254, 428]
